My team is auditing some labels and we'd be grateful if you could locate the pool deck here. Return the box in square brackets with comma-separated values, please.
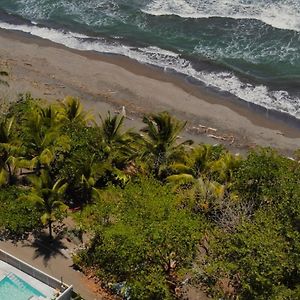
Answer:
[0, 260, 56, 299]
[0, 237, 112, 300]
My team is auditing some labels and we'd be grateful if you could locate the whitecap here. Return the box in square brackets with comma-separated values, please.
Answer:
[0, 21, 299, 119]
[142, 0, 300, 32]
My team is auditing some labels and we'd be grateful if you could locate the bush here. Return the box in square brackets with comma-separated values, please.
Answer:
[76, 178, 205, 299]
[205, 209, 300, 299]
[234, 148, 291, 207]
[0, 186, 41, 237]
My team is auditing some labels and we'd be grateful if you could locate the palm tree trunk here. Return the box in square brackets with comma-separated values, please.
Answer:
[48, 220, 53, 239]
[6, 162, 12, 185]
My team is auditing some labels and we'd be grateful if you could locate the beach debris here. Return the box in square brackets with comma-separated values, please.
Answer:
[189, 124, 236, 145]
[221, 134, 235, 145]
[190, 124, 218, 134]
[207, 127, 217, 133]
[198, 125, 207, 129]
[107, 89, 117, 94]
[207, 134, 226, 141]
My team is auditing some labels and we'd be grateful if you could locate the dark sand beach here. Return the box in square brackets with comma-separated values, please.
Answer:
[1, 28, 300, 155]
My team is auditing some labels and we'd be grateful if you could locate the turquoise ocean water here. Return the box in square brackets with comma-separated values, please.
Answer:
[0, 0, 299, 120]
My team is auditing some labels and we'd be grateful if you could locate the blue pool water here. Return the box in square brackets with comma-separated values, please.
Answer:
[0, 273, 46, 300]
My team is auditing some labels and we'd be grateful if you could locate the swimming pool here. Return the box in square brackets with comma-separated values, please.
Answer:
[0, 272, 46, 300]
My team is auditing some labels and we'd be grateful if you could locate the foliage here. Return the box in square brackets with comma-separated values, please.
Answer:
[54, 123, 110, 206]
[7, 93, 39, 124]
[200, 149, 300, 299]
[1, 95, 300, 299]
[141, 111, 193, 178]
[166, 144, 226, 185]
[0, 186, 41, 236]
[0, 116, 19, 185]
[59, 96, 94, 125]
[20, 102, 70, 171]
[205, 209, 300, 299]
[234, 148, 290, 207]
[99, 111, 139, 166]
[20, 170, 68, 238]
[77, 178, 204, 299]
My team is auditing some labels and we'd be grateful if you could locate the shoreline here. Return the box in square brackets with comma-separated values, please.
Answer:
[1, 28, 300, 155]
[5, 27, 300, 134]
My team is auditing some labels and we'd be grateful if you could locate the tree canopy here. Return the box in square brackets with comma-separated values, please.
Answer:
[0, 95, 299, 299]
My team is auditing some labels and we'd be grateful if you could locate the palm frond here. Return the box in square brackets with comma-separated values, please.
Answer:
[61, 96, 94, 125]
[39, 148, 54, 166]
[0, 168, 8, 186]
[167, 174, 195, 183]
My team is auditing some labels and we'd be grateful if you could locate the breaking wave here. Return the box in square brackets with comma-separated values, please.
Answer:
[1, 20, 300, 119]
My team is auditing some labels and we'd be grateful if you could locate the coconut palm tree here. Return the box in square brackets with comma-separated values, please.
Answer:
[141, 111, 193, 177]
[72, 154, 107, 207]
[99, 111, 126, 147]
[39, 104, 61, 128]
[22, 170, 68, 239]
[99, 111, 140, 175]
[0, 117, 19, 185]
[60, 96, 94, 125]
[211, 152, 242, 186]
[167, 144, 225, 185]
[20, 105, 70, 173]
[181, 177, 225, 216]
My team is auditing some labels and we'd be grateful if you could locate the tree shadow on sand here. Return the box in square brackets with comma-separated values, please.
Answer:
[24, 233, 68, 266]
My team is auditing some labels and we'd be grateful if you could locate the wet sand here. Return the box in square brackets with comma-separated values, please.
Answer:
[0, 28, 300, 155]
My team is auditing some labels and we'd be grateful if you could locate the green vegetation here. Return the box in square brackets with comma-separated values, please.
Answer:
[0, 186, 41, 238]
[76, 178, 205, 299]
[0, 94, 300, 299]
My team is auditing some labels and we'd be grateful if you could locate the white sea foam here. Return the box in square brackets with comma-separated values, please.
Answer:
[1, 21, 300, 118]
[143, 0, 300, 32]
[193, 19, 300, 66]
[13, 0, 121, 26]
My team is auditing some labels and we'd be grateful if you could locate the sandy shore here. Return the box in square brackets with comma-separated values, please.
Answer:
[0, 28, 300, 155]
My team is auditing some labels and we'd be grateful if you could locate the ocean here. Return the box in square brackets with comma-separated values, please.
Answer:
[0, 0, 299, 119]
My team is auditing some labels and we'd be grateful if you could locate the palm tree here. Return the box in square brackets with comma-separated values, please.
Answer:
[60, 96, 94, 125]
[0, 117, 19, 185]
[22, 170, 68, 239]
[99, 111, 126, 147]
[20, 105, 70, 173]
[73, 154, 106, 207]
[99, 111, 139, 175]
[211, 152, 242, 186]
[167, 144, 225, 185]
[181, 177, 225, 215]
[141, 111, 193, 177]
[39, 104, 61, 128]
